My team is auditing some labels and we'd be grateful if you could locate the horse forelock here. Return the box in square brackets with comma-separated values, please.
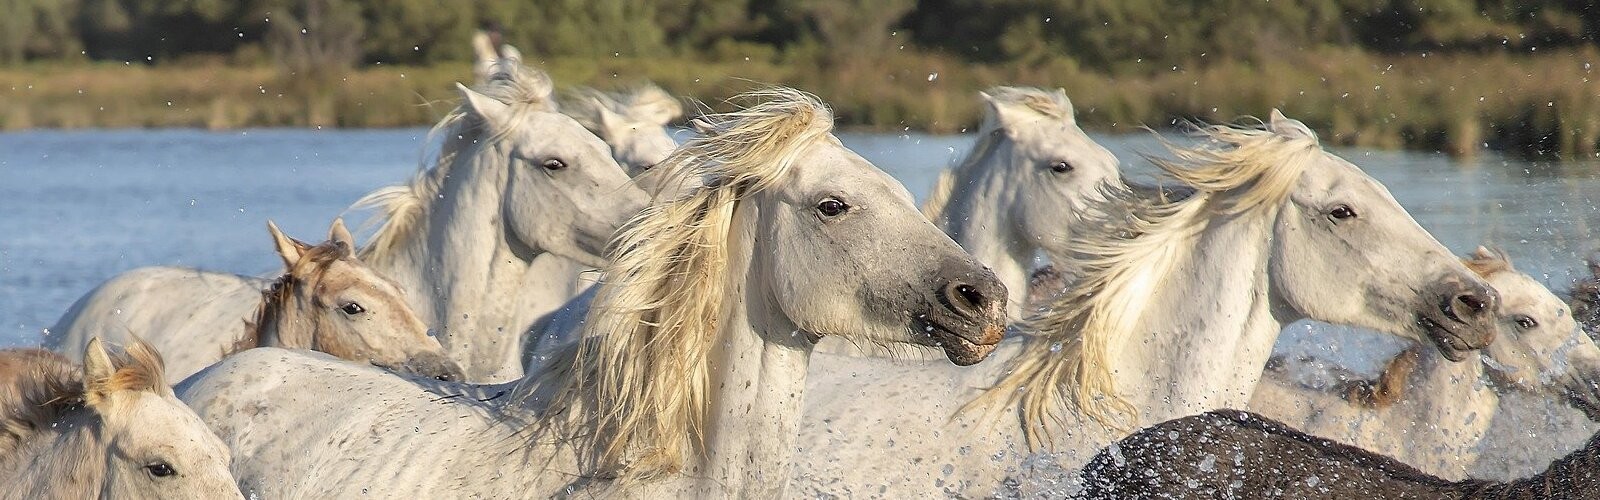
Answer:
[983, 86, 1072, 129]
[353, 61, 556, 265]
[236, 241, 349, 353]
[1463, 247, 1514, 277]
[966, 120, 1319, 446]
[535, 86, 832, 482]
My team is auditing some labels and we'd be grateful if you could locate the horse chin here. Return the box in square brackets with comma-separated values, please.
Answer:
[1416, 314, 1473, 362]
[913, 316, 1004, 366]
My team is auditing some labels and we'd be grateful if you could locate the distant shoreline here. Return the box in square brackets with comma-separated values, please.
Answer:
[4, 49, 1600, 160]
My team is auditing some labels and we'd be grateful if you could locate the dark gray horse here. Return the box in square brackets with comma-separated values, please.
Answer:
[1079, 409, 1600, 499]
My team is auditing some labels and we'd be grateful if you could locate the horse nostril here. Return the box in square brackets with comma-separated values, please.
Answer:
[942, 282, 989, 319]
[1457, 293, 1488, 314]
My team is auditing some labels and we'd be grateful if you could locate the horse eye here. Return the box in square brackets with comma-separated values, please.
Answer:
[1049, 161, 1073, 173]
[1514, 315, 1538, 330]
[816, 198, 849, 217]
[541, 158, 567, 171]
[1328, 204, 1357, 220]
[145, 462, 176, 478]
[340, 302, 366, 315]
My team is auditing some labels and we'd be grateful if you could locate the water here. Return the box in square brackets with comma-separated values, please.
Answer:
[5, 128, 1600, 374]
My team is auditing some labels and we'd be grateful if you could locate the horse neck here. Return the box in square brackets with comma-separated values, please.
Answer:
[380, 142, 541, 378]
[7, 414, 107, 498]
[1404, 348, 1496, 426]
[1112, 206, 1288, 424]
[942, 142, 1030, 315]
[676, 201, 813, 497]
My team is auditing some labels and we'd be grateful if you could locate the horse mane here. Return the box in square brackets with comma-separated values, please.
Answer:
[535, 87, 833, 482]
[233, 241, 350, 354]
[561, 83, 683, 130]
[921, 86, 1071, 223]
[967, 120, 1321, 447]
[0, 349, 81, 457]
[1343, 344, 1423, 409]
[351, 61, 556, 266]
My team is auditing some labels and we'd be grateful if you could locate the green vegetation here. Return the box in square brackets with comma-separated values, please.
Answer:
[4, 0, 1600, 158]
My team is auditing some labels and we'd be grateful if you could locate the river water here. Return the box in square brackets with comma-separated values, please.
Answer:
[3, 127, 1599, 481]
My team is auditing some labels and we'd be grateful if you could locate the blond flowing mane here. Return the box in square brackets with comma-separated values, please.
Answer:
[967, 121, 1321, 447]
[921, 86, 1073, 222]
[351, 62, 556, 266]
[537, 87, 833, 482]
[232, 241, 351, 354]
[560, 82, 684, 129]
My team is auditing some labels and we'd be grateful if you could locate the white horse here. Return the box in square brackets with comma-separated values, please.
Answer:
[790, 111, 1502, 497]
[559, 84, 683, 182]
[46, 219, 456, 383]
[176, 88, 1009, 498]
[1249, 247, 1600, 480]
[50, 63, 647, 383]
[920, 87, 1120, 318]
[1, 339, 241, 499]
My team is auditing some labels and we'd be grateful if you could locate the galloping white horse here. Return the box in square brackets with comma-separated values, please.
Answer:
[1249, 247, 1600, 480]
[1, 339, 241, 499]
[921, 87, 1120, 318]
[50, 63, 648, 382]
[177, 88, 1009, 498]
[791, 111, 1501, 497]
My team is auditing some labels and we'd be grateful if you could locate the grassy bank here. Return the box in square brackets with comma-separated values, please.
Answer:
[4, 48, 1600, 159]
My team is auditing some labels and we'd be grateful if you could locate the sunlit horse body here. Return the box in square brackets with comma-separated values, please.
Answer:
[919, 87, 1120, 318]
[51, 63, 647, 383]
[1, 339, 241, 499]
[47, 220, 458, 383]
[790, 112, 1501, 497]
[1249, 247, 1600, 480]
[177, 88, 1008, 498]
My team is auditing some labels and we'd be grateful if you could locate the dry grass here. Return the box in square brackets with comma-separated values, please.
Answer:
[4, 48, 1599, 158]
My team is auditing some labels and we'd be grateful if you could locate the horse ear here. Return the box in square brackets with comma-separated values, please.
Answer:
[1268, 109, 1317, 142]
[1472, 245, 1497, 260]
[499, 43, 523, 64]
[83, 337, 116, 407]
[1054, 88, 1076, 121]
[268, 220, 305, 269]
[593, 98, 626, 139]
[458, 82, 512, 131]
[690, 118, 718, 136]
[328, 218, 357, 257]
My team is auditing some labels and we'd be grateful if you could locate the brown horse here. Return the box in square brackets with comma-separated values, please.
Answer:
[226, 219, 462, 381]
[1079, 409, 1600, 499]
[0, 339, 241, 499]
